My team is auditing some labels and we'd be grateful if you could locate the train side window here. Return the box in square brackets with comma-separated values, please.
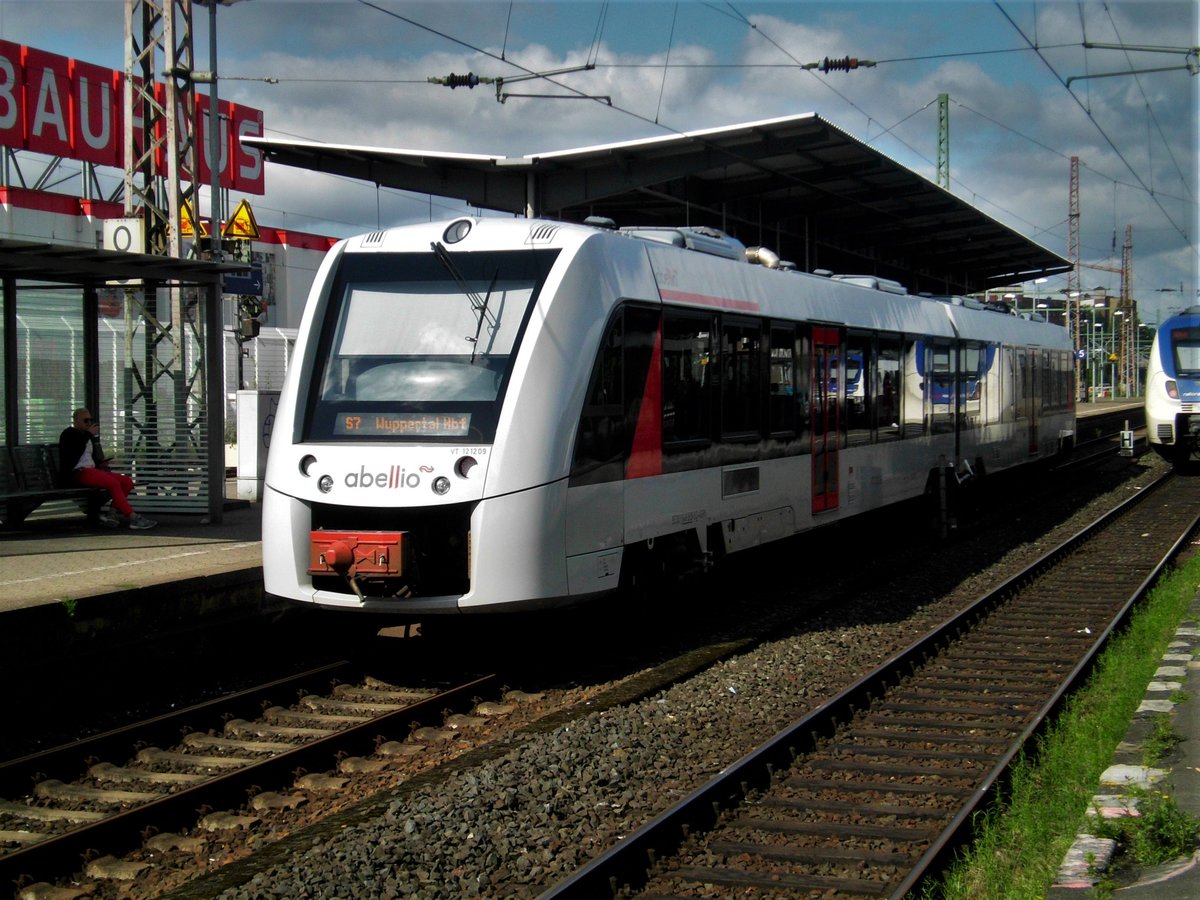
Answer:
[721, 318, 762, 439]
[844, 331, 872, 446]
[903, 337, 926, 437]
[570, 309, 627, 485]
[877, 335, 901, 441]
[1000, 347, 1015, 424]
[795, 326, 812, 453]
[1041, 350, 1053, 411]
[662, 311, 714, 447]
[768, 325, 796, 436]
[1059, 349, 1073, 409]
[1015, 348, 1029, 420]
[959, 342, 983, 429]
[569, 305, 660, 486]
[929, 339, 954, 434]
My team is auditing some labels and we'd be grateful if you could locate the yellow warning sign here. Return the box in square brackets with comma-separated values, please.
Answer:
[222, 199, 261, 240]
[180, 200, 209, 238]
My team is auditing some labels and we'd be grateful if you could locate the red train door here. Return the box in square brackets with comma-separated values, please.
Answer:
[812, 326, 840, 513]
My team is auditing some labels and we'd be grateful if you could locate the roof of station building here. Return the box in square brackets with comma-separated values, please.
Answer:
[245, 111, 1070, 296]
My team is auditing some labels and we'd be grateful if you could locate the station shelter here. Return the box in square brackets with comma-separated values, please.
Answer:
[1, 239, 247, 523]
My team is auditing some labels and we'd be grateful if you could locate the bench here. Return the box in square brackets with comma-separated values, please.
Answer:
[1, 444, 105, 527]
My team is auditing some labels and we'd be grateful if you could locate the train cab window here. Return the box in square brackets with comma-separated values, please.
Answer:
[721, 319, 762, 439]
[844, 332, 872, 446]
[1172, 327, 1200, 374]
[662, 312, 714, 447]
[877, 336, 901, 442]
[303, 248, 556, 442]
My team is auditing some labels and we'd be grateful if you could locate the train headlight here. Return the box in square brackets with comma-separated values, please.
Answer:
[455, 455, 477, 478]
[1167, 380, 1180, 400]
[443, 219, 472, 244]
[432, 476, 451, 495]
[318, 474, 334, 493]
[299, 454, 317, 476]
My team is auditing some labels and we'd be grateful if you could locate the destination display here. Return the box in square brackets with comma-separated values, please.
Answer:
[335, 413, 472, 437]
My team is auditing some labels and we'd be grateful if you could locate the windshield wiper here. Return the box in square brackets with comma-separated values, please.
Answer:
[431, 240, 497, 343]
[468, 269, 500, 363]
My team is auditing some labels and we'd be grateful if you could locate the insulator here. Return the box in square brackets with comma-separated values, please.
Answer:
[821, 56, 858, 73]
[445, 72, 480, 89]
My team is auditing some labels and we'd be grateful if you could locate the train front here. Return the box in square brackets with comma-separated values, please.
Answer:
[261, 217, 592, 616]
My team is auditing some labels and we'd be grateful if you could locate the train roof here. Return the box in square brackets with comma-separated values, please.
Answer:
[245, 112, 1069, 298]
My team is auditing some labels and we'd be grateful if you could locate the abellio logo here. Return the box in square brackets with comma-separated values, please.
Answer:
[344, 464, 434, 489]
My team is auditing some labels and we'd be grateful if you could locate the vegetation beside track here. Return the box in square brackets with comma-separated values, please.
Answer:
[928, 553, 1200, 899]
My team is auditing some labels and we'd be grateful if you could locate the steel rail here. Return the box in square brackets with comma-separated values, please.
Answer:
[540, 468, 1192, 898]
[0, 661, 356, 795]
[0, 673, 498, 889]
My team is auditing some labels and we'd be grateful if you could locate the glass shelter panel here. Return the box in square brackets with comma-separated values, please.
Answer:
[15, 285, 85, 443]
[101, 286, 213, 514]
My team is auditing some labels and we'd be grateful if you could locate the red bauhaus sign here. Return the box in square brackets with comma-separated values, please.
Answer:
[0, 40, 264, 194]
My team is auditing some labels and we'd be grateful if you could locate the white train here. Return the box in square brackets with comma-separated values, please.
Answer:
[1145, 305, 1200, 468]
[261, 217, 1076, 616]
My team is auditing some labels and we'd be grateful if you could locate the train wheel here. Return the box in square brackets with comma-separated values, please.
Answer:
[619, 532, 699, 601]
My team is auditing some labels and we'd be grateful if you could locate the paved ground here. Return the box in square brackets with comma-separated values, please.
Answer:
[0, 499, 261, 615]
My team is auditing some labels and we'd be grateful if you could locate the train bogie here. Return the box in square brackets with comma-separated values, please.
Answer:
[262, 217, 1076, 617]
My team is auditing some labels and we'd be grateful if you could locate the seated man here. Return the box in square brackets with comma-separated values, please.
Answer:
[58, 408, 156, 530]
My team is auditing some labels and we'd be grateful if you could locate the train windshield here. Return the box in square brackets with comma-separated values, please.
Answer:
[1171, 327, 1200, 376]
[305, 248, 558, 442]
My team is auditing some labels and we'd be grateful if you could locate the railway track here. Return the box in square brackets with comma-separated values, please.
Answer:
[543, 467, 1200, 899]
[0, 423, 1155, 898]
[0, 665, 501, 891]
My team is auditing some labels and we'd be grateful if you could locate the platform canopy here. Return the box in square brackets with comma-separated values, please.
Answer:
[0, 237, 247, 284]
[245, 112, 1070, 296]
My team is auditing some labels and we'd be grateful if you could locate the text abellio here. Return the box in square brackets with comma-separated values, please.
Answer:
[345, 465, 421, 489]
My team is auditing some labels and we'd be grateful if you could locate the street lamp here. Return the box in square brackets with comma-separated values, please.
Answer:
[1112, 309, 1124, 396]
[1137, 321, 1155, 397]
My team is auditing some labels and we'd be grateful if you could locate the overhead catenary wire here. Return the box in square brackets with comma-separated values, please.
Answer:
[993, 1, 1191, 245]
[266, 0, 1188, 301]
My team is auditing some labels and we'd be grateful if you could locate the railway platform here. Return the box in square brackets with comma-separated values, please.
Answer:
[1049, 590, 1200, 897]
[0, 492, 273, 676]
[0, 499, 262, 615]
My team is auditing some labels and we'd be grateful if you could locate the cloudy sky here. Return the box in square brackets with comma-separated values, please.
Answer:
[3, 0, 1196, 321]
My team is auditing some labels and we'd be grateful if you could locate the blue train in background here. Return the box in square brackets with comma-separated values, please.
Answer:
[1145, 306, 1200, 469]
